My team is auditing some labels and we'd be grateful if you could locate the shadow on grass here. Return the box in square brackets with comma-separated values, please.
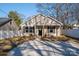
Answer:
[8, 40, 79, 56]
[37, 40, 79, 56]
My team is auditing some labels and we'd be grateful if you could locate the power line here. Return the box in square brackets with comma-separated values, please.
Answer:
[0, 9, 8, 16]
[0, 9, 26, 21]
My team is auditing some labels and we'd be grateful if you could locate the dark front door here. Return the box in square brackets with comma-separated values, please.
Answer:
[38, 30, 42, 36]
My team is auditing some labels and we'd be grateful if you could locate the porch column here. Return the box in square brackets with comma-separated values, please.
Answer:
[55, 26, 59, 36]
[57, 26, 61, 36]
[42, 25, 44, 36]
[34, 25, 36, 36]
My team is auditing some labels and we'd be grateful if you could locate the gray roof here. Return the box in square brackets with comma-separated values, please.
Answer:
[0, 18, 12, 27]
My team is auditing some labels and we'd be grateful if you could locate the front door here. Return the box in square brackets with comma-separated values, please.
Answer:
[38, 30, 42, 36]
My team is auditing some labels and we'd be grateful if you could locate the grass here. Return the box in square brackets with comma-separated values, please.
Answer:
[3, 45, 12, 50]
[0, 40, 5, 44]
[0, 34, 78, 56]
[55, 35, 69, 41]
[0, 35, 35, 56]
[41, 34, 72, 42]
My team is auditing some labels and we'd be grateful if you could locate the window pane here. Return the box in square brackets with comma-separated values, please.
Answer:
[50, 29, 53, 32]
[26, 27, 28, 32]
[48, 26, 55, 33]
[26, 30, 28, 32]
[26, 27, 28, 29]
[29, 27, 34, 33]
[30, 29, 32, 32]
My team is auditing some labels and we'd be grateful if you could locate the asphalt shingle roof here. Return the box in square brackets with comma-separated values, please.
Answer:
[0, 18, 11, 27]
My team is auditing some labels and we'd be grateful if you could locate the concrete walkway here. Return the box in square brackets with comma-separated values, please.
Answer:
[8, 38, 79, 56]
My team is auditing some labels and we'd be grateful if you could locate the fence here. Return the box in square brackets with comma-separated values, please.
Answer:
[0, 30, 24, 39]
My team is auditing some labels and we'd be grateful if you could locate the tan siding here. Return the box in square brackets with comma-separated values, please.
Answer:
[23, 14, 62, 36]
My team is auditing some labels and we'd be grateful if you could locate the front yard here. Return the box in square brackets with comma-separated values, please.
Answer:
[0, 35, 79, 56]
[0, 34, 35, 55]
[8, 37, 79, 56]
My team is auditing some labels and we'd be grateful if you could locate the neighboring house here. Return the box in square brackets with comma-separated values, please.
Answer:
[73, 23, 79, 29]
[21, 14, 63, 37]
[0, 18, 19, 31]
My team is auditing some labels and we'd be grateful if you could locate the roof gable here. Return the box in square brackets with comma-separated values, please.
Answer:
[25, 14, 63, 26]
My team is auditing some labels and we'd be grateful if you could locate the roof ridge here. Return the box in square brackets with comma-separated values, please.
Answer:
[39, 14, 63, 25]
[25, 13, 63, 26]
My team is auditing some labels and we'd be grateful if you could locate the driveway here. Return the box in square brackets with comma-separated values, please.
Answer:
[8, 38, 79, 56]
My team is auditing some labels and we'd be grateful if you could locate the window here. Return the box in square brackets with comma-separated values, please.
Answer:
[26, 27, 28, 32]
[26, 27, 34, 33]
[29, 27, 34, 33]
[49, 29, 53, 32]
[48, 26, 55, 33]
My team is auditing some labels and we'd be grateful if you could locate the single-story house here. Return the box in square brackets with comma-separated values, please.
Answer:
[21, 14, 63, 37]
[0, 18, 19, 31]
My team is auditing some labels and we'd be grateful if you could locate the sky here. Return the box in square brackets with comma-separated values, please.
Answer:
[0, 3, 38, 21]
[0, 3, 77, 24]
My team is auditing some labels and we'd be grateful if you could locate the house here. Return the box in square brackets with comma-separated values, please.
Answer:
[21, 14, 63, 37]
[0, 18, 19, 31]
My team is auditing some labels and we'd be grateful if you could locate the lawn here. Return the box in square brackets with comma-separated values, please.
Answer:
[0, 34, 78, 56]
[0, 34, 35, 56]
[8, 37, 79, 56]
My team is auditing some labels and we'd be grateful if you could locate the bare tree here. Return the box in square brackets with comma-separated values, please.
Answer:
[73, 4, 79, 24]
[36, 3, 77, 29]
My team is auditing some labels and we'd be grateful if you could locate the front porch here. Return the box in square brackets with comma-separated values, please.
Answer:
[22, 25, 61, 37]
